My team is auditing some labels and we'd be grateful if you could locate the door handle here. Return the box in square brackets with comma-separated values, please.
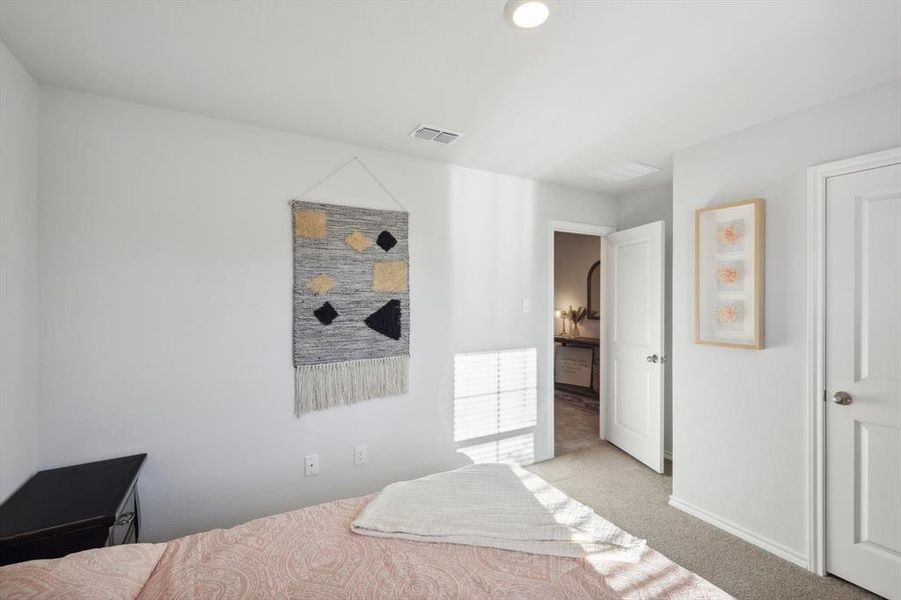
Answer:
[832, 391, 853, 405]
[646, 354, 659, 363]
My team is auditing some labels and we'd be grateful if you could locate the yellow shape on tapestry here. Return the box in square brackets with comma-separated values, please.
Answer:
[294, 209, 327, 239]
[345, 229, 373, 252]
[372, 261, 408, 293]
[306, 274, 336, 295]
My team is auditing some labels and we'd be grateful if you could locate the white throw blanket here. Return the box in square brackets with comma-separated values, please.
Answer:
[352, 463, 646, 560]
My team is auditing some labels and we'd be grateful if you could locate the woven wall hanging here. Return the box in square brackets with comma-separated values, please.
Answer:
[292, 158, 409, 415]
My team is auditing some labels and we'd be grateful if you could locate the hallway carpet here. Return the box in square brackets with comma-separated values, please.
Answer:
[554, 393, 600, 456]
[527, 442, 878, 600]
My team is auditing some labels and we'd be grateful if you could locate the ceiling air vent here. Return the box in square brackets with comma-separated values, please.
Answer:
[589, 161, 660, 183]
[410, 124, 463, 145]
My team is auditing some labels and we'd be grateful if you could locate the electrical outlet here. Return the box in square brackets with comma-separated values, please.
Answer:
[354, 445, 368, 465]
[522, 298, 531, 313]
[304, 453, 319, 476]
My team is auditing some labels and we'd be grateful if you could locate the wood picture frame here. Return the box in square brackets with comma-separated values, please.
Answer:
[694, 198, 765, 349]
[554, 345, 593, 387]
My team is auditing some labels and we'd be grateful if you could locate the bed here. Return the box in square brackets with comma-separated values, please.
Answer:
[0, 468, 732, 599]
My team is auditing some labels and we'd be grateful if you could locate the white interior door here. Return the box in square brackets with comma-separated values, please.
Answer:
[825, 162, 901, 600]
[604, 221, 665, 473]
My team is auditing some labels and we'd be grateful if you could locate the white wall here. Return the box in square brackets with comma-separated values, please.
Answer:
[553, 232, 601, 339]
[671, 80, 901, 562]
[0, 44, 40, 502]
[36, 88, 617, 541]
[616, 184, 673, 457]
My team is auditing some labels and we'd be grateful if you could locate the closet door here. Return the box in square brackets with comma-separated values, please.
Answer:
[825, 162, 900, 600]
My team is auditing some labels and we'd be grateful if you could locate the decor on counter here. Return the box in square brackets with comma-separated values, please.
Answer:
[554, 308, 568, 335]
[694, 198, 764, 348]
[554, 335, 600, 395]
[554, 345, 593, 387]
[293, 199, 409, 415]
[586, 260, 601, 320]
[565, 305, 587, 337]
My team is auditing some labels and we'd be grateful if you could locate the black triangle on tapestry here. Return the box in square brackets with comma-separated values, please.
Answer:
[365, 299, 402, 340]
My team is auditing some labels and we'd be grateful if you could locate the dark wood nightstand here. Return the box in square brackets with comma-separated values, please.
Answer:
[0, 453, 147, 566]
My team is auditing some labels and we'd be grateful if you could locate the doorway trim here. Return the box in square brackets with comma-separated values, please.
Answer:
[804, 146, 901, 575]
[543, 220, 616, 462]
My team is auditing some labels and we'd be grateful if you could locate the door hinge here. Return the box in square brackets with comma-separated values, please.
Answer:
[823, 389, 827, 402]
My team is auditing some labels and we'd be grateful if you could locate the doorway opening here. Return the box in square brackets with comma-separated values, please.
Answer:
[545, 220, 614, 462]
[553, 231, 603, 457]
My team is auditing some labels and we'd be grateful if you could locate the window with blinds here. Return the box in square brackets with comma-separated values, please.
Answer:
[453, 347, 537, 465]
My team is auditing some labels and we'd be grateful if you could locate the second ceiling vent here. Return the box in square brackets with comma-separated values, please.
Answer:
[409, 124, 463, 145]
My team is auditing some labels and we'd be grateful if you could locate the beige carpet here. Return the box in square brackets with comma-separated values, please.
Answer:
[554, 393, 600, 456]
[527, 442, 879, 600]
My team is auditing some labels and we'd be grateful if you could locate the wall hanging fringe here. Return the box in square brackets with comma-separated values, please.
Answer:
[295, 355, 409, 416]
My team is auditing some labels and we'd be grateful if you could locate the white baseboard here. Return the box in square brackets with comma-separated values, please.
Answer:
[664, 450, 673, 461]
[530, 452, 553, 465]
[668, 495, 808, 568]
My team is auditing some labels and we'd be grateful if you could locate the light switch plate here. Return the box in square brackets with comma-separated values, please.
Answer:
[522, 298, 531, 313]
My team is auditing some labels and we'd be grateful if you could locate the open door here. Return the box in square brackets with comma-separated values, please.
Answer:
[604, 221, 665, 473]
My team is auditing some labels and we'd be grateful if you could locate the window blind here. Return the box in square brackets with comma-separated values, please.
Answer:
[453, 347, 537, 465]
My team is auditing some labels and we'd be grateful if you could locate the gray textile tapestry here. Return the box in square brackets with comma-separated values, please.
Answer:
[292, 200, 409, 415]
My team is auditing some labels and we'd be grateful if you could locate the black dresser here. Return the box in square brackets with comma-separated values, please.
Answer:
[0, 453, 147, 566]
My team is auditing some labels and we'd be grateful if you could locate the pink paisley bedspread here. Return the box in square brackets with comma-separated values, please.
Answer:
[0, 543, 166, 599]
[1, 495, 732, 599]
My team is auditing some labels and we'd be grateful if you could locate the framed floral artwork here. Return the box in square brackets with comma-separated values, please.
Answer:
[695, 198, 764, 349]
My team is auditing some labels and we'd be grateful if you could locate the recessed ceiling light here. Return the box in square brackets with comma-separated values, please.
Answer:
[504, 0, 550, 29]
[589, 161, 660, 183]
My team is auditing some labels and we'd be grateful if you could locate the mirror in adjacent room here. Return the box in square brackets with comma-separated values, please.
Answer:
[587, 260, 600, 320]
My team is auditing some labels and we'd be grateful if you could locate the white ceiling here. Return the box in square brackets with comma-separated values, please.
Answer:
[1, 1, 899, 193]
